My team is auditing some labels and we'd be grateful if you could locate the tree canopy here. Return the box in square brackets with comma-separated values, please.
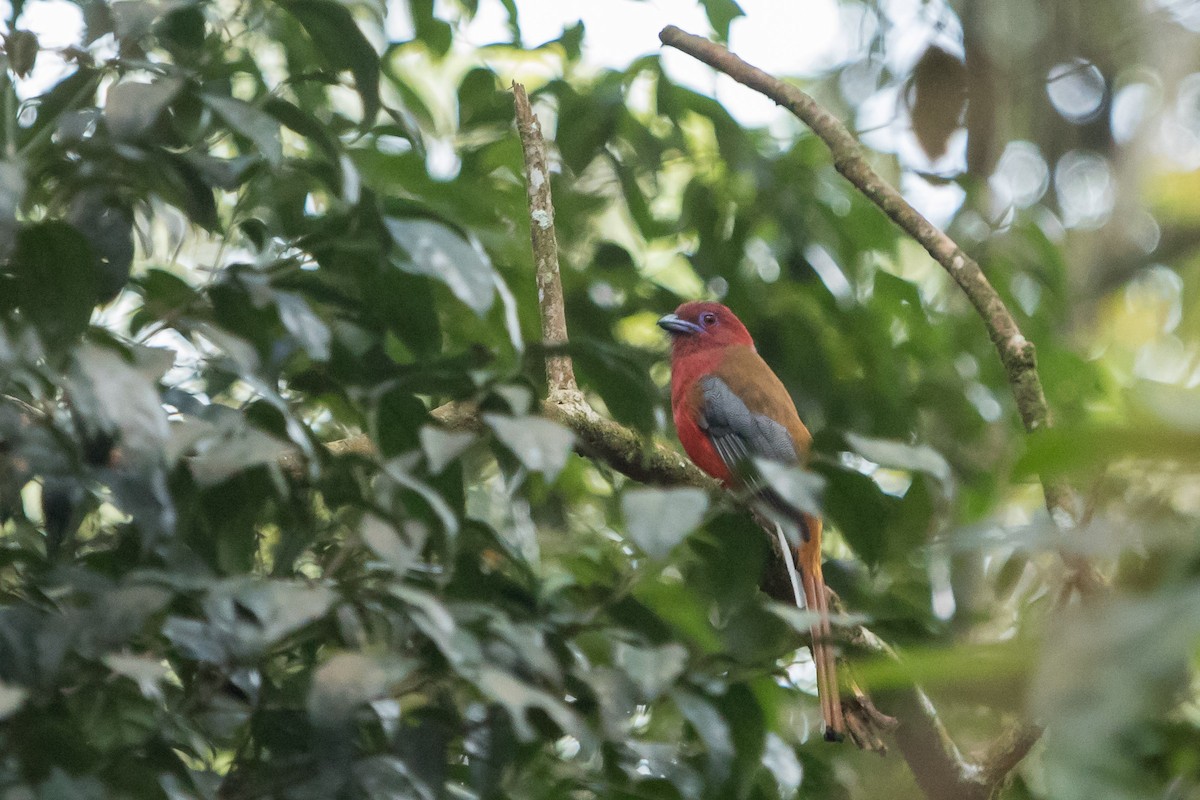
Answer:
[0, 1, 1198, 799]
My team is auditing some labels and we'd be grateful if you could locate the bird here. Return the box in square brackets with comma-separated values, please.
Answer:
[658, 300, 845, 741]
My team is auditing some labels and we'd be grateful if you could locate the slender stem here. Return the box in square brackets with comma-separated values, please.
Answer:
[511, 82, 579, 400]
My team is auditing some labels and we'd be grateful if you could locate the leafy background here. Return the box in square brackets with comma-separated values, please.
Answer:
[0, 0, 1199, 799]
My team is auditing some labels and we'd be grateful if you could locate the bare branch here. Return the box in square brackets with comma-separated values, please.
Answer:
[512, 81, 578, 400]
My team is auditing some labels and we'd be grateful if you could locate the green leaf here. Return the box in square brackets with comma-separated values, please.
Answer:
[845, 432, 952, 485]
[613, 641, 687, 700]
[483, 414, 575, 481]
[187, 413, 296, 486]
[476, 666, 587, 744]
[360, 514, 427, 575]
[12, 221, 98, 351]
[0, 160, 26, 258]
[409, 0, 452, 57]
[385, 217, 497, 315]
[274, 290, 331, 360]
[67, 188, 134, 301]
[6, 30, 39, 78]
[419, 425, 476, 474]
[0, 680, 27, 720]
[71, 343, 169, 463]
[620, 487, 708, 559]
[202, 93, 283, 167]
[278, 0, 381, 124]
[753, 460, 825, 519]
[103, 77, 183, 140]
[702, 0, 744, 40]
[673, 690, 734, 785]
[103, 654, 170, 699]
[308, 652, 414, 728]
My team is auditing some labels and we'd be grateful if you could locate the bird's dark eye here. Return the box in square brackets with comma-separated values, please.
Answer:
[701, 312, 717, 326]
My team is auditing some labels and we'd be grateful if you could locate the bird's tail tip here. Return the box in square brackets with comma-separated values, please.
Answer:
[823, 726, 845, 743]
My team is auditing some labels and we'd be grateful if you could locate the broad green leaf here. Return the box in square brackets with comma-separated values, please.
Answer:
[103, 77, 183, 140]
[673, 690, 734, 785]
[753, 459, 825, 519]
[12, 221, 98, 351]
[419, 425, 476, 474]
[0, 681, 26, 720]
[845, 432, 952, 485]
[386, 217, 497, 315]
[761, 733, 802, 796]
[202, 94, 283, 167]
[702, 0, 744, 40]
[103, 653, 170, 700]
[483, 414, 575, 481]
[476, 666, 587, 745]
[360, 514, 427, 575]
[66, 189, 134, 301]
[620, 487, 708, 559]
[308, 652, 414, 728]
[187, 414, 295, 486]
[278, 0, 381, 124]
[614, 641, 687, 700]
[274, 290, 331, 360]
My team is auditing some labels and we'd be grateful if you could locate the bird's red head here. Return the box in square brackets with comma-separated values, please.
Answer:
[657, 301, 754, 357]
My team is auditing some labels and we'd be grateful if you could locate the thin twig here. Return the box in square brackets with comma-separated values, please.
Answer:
[512, 82, 579, 401]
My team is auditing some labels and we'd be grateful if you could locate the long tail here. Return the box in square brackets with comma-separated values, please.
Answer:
[788, 515, 844, 741]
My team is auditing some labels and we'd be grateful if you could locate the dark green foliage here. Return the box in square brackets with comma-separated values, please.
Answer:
[0, 2, 1196, 800]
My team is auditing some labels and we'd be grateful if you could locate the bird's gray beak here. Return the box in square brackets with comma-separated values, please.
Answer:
[657, 313, 703, 335]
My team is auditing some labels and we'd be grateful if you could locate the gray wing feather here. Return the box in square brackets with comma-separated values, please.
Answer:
[697, 375, 810, 539]
[697, 375, 799, 466]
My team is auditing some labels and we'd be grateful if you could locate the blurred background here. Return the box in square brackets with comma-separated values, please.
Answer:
[1, 0, 1199, 799]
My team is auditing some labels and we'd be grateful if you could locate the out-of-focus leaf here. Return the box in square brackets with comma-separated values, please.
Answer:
[187, 413, 294, 486]
[419, 425, 476, 474]
[614, 641, 687, 700]
[702, 0, 744, 40]
[909, 45, 966, 161]
[386, 217, 496, 315]
[103, 653, 169, 699]
[202, 94, 283, 167]
[308, 652, 414, 729]
[279, 0, 381, 124]
[753, 459, 825, 519]
[673, 690, 734, 785]
[409, 0, 452, 57]
[12, 221, 98, 351]
[620, 487, 708, 559]
[483, 414, 574, 481]
[275, 290, 331, 360]
[0, 680, 27, 720]
[1017, 424, 1200, 476]
[166, 579, 336, 663]
[845, 432, 953, 485]
[5, 30, 38, 77]
[761, 733, 802, 797]
[476, 666, 586, 744]
[67, 188, 134, 302]
[104, 77, 183, 141]
[0, 161, 24, 259]
[360, 514, 427, 575]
